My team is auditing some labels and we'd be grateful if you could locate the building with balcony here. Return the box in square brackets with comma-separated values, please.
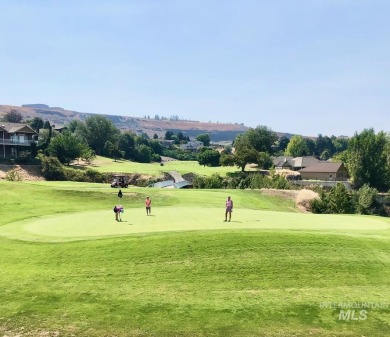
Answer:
[0, 123, 38, 159]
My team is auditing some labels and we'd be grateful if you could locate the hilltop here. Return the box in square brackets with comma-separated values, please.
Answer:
[0, 104, 253, 142]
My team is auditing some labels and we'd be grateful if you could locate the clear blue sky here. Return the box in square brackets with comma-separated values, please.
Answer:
[1, 1, 389, 136]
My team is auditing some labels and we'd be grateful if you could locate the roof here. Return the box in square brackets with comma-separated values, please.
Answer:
[273, 156, 294, 166]
[0, 122, 37, 134]
[299, 162, 346, 173]
[293, 156, 320, 168]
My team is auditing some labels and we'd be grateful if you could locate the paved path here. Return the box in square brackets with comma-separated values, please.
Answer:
[169, 170, 185, 182]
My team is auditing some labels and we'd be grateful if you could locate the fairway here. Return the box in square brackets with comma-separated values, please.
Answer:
[1, 207, 389, 242]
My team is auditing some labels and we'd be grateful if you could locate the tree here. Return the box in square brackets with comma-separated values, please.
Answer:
[197, 149, 221, 167]
[220, 153, 235, 166]
[104, 141, 122, 161]
[304, 138, 316, 156]
[118, 132, 136, 160]
[82, 116, 120, 155]
[4, 109, 23, 123]
[315, 134, 335, 157]
[149, 140, 163, 155]
[327, 183, 353, 214]
[285, 135, 308, 157]
[28, 117, 44, 132]
[165, 131, 174, 140]
[196, 133, 211, 146]
[67, 120, 85, 134]
[278, 136, 290, 153]
[346, 128, 390, 190]
[258, 152, 273, 169]
[332, 137, 349, 154]
[153, 133, 158, 139]
[233, 134, 259, 171]
[47, 131, 88, 165]
[135, 144, 152, 163]
[246, 125, 278, 154]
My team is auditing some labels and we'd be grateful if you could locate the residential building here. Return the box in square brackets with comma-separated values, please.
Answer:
[0, 123, 38, 159]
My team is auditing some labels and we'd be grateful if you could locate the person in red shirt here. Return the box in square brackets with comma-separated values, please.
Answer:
[224, 196, 233, 222]
[145, 196, 152, 215]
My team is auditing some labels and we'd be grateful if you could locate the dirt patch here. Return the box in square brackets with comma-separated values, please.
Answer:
[261, 188, 319, 213]
[0, 164, 45, 181]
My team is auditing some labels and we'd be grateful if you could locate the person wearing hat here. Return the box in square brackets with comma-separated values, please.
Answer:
[145, 196, 152, 215]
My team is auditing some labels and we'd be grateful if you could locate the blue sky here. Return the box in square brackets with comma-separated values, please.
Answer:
[1, 0, 389, 136]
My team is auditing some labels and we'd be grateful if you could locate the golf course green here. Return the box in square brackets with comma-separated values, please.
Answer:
[0, 180, 389, 336]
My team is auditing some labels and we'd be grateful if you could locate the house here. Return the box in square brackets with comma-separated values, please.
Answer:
[299, 162, 348, 181]
[158, 139, 176, 148]
[0, 123, 38, 159]
[179, 140, 203, 151]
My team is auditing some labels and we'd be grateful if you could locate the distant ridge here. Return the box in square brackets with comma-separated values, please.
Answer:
[0, 104, 257, 142]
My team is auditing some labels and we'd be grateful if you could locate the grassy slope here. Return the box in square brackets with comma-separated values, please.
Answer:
[0, 181, 390, 336]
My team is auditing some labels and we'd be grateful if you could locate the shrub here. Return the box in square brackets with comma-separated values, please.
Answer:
[5, 169, 22, 181]
[39, 155, 66, 180]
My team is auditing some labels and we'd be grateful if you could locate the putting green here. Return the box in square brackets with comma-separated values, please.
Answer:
[1, 207, 390, 242]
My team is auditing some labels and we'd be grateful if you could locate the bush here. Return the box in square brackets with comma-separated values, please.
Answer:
[5, 169, 22, 181]
[355, 184, 379, 215]
[39, 155, 66, 180]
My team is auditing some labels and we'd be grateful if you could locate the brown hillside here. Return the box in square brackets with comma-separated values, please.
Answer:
[0, 104, 249, 141]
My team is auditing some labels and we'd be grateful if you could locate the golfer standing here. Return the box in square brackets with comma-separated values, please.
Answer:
[145, 196, 152, 215]
[224, 196, 233, 222]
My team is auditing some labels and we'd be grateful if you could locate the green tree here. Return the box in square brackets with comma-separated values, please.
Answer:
[246, 125, 277, 154]
[278, 136, 290, 153]
[196, 133, 211, 146]
[327, 183, 353, 214]
[165, 131, 174, 140]
[118, 132, 136, 160]
[258, 152, 273, 169]
[47, 131, 88, 165]
[135, 144, 152, 163]
[220, 153, 235, 166]
[346, 128, 390, 190]
[355, 184, 379, 215]
[104, 141, 123, 161]
[197, 149, 221, 167]
[82, 116, 120, 155]
[4, 109, 23, 123]
[28, 117, 44, 132]
[304, 138, 316, 156]
[233, 134, 259, 171]
[332, 137, 349, 154]
[285, 135, 308, 157]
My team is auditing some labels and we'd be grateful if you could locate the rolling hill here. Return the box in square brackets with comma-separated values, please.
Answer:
[0, 104, 253, 142]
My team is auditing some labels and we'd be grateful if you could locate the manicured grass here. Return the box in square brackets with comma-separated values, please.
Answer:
[85, 155, 255, 177]
[0, 181, 390, 336]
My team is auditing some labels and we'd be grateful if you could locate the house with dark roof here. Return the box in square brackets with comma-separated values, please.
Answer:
[0, 123, 38, 159]
[299, 162, 348, 181]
